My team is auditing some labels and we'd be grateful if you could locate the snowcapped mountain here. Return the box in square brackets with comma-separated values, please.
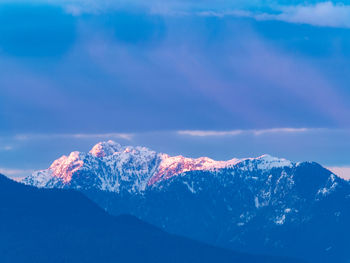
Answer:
[25, 141, 160, 192]
[23, 141, 350, 263]
[23, 140, 293, 192]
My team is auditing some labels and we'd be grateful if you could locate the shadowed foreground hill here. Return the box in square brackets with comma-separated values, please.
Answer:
[0, 174, 304, 263]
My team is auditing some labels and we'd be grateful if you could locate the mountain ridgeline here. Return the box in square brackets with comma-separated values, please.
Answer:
[23, 141, 350, 263]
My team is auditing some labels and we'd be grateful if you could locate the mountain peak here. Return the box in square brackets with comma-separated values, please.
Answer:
[253, 154, 293, 169]
[90, 140, 122, 158]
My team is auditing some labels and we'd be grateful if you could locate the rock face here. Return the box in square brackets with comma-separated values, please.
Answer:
[23, 140, 350, 263]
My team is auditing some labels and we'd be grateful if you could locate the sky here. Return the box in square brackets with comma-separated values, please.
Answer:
[0, 0, 350, 179]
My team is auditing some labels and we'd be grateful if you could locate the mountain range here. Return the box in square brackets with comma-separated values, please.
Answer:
[23, 141, 350, 263]
[1, 173, 306, 263]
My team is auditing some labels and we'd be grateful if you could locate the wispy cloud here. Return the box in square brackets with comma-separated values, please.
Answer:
[257, 2, 350, 28]
[178, 130, 243, 137]
[40, 0, 350, 29]
[252, 128, 310, 136]
[15, 133, 134, 141]
[0, 145, 13, 151]
[27, 0, 350, 29]
[10, 128, 321, 141]
[327, 166, 350, 180]
[0, 168, 33, 178]
[68, 133, 133, 140]
[178, 128, 312, 137]
[276, 2, 350, 28]
[198, 2, 350, 28]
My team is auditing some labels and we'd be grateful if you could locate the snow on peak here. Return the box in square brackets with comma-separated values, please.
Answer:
[234, 154, 292, 172]
[23, 141, 295, 192]
[24, 151, 87, 188]
[49, 151, 86, 183]
[147, 154, 292, 185]
[90, 140, 122, 158]
[254, 154, 292, 169]
[148, 154, 241, 185]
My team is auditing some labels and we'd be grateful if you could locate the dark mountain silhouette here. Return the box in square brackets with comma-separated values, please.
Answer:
[0, 174, 304, 263]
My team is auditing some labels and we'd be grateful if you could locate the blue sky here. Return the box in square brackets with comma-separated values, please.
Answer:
[0, 0, 350, 179]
